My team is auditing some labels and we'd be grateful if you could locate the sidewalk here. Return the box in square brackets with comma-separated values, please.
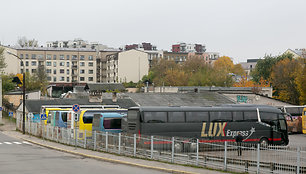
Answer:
[2, 130, 228, 174]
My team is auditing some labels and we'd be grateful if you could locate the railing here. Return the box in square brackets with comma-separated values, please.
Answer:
[20, 121, 306, 174]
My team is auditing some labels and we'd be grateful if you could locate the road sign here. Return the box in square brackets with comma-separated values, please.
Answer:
[72, 104, 80, 113]
[0, 106, 2, 111]
[41, 114, 47, 120]
[9, 112, 13, 117]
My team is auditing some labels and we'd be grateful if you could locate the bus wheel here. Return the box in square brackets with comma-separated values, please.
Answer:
[259, 138, 268, 147]
[174, 142, 183, 153]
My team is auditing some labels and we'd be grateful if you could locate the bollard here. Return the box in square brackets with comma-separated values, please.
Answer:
[133, 134, 136, 157]
[84, 130, 87, 149]
[151, 136, 154, 159]
[224, 141, 227, 171]
[171, 137, 174, 163]
[106, 132, 108, 152]
[196, 139, 199, 166]
[257, 144, 260, 174]
[118, 133, 121, 154]
[94, 131, 97, 151]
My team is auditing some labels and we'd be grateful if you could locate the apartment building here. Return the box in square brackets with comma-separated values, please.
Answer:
[46, 38, 108, 50]
[5, 46, 98, 85]
[104, 50, 149, 83]
[172, 43, 206, 53]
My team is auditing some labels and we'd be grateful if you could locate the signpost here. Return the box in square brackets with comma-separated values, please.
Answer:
[72, 104, 80, 149]
[41, 114, 47, 120]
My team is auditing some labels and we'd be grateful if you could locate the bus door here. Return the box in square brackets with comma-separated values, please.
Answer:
[59, 111, 68, 128]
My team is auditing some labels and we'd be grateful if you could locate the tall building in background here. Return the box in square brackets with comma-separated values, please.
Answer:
[123, 42, 157, 51]
[46, 38, 109, 50]
[171, 43, 206, 53]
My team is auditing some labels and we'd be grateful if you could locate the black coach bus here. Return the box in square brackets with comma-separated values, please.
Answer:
[126, 106, 289, 146]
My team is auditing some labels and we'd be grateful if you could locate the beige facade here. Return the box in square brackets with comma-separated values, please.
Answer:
[117, 50, 149, 83]
[1, 47, 20, 74]
[4, 46, 97, 84]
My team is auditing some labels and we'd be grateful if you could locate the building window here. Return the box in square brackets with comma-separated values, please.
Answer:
[60, 77, 65, 81]
[88, 55, 93, 60]
[67, 69, 70, 75]
[60, 69, 64, 74]
[88, 77, 93, 81]
[46, 62, 51, 66]
[31, 54, 36, 59]
[80, 62, 85, 66]
[60, 55, 64, 60]
[20, 54, 24, 59]
[80, 69, 85, 74]
[47, 76, 51, 81]
[72, 55, 77, 60]
[53, 77, 56, 82]
[38, 54, 43, 59]
[31, 61, 37, 66]
[46, 69, 51, 74]
[88, 70, 93, 74]
[66, 77, 70, 82]
[66, 55, 70, 60]
[53, 62, 57, 67]
[53, 55, 57, 60]
[31, 69, 37, 73]
[80, 77, 85, 81]
[20, 61, 24, 66]
[88, 62, 93, 67]
[80, 55, 85, 60]
[25, 54, 29, 59]
[53, 70, 56, 74]
[60, 62, 65, 66]
[26, 61, 29, 66]
[46, 54, 52, 60]
[66, 62, 70, 67]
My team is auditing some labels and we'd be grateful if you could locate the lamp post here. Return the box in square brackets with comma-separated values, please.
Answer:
[7, 51, 26, 134]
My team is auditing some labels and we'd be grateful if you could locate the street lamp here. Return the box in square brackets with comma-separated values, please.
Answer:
[7, 51, 26, 134]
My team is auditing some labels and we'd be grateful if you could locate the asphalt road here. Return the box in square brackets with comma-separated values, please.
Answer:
[0, 132, 167, 174]
[289, 133, 306, 147]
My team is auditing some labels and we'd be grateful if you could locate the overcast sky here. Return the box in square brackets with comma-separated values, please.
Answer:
[1, 0, 305, 63]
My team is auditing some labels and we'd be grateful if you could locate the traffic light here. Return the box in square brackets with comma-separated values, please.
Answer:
[12, 73, 23, 87]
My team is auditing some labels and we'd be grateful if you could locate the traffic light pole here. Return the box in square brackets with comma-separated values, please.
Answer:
[22, 72, 25, 134]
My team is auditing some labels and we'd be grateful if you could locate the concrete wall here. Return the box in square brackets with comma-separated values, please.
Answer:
[118, 50, 149, 83]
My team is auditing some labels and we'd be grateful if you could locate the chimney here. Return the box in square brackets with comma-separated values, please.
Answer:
[112, 92, 117, 103]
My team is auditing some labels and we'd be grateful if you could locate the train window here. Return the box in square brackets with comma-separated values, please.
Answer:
[233, 111, 244, 121]
[244, 112, 257, 121]
[210, 112, 232, 122]
[186, 112, 209, 122]
[144, 112, 167, 123]
[168, 112, 185, 123]
[103, 118, 122, 129]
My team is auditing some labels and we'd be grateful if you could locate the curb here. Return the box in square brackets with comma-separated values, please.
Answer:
[15, 135, 198, 174]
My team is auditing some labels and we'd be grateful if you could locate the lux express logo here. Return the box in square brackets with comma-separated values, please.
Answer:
[201, 122, 256, 140]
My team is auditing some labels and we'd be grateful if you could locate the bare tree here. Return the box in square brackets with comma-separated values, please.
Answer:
[17, 36, 38, 47]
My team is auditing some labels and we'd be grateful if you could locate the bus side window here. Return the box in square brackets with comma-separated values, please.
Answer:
[144, 112, 167, 123]
[168, 112, 185, 123]
[233, 111, 244, 122]
[103, 118, 122, 129]
[210, 112, 232, 122]
[62, 112, 68, 123]
[186, 112, 209, 122]
[244, 111, 257, 121]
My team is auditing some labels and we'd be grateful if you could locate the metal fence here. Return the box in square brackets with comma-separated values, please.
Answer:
[20, 121, 306, 174]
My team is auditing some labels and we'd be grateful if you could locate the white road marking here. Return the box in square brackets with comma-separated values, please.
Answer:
[0, 142, 2, 144]
[22, 141, 32, 145]
[13, 142, 22, 144]
[4, 142, 12, 144]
